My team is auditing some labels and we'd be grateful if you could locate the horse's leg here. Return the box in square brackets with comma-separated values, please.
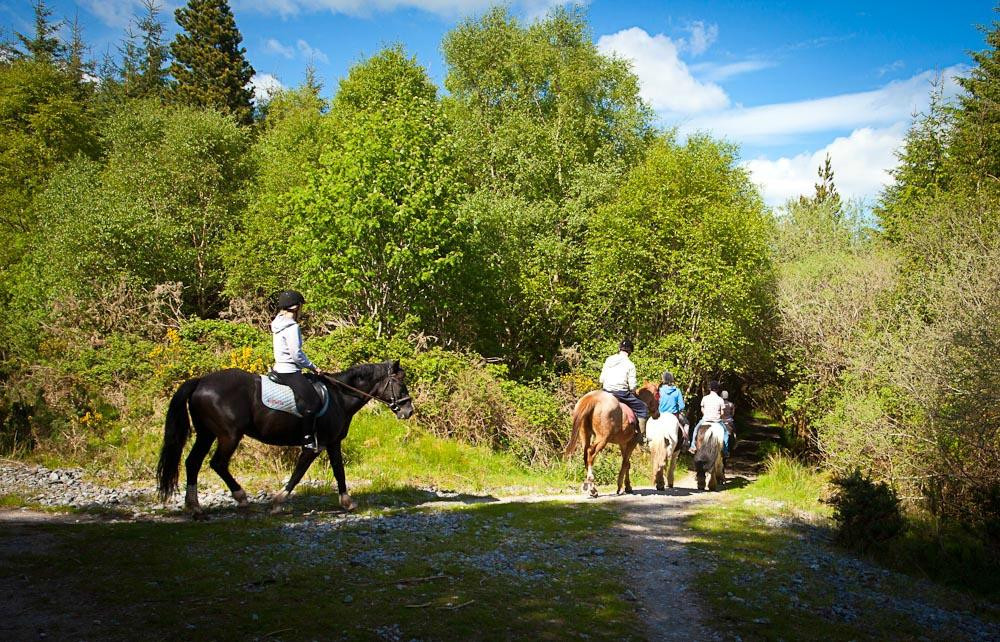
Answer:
[667, 447, 678, 489]
[270, 448, 319, 511]
[328, 441, 356, 511]
[585, 439, 607, 498]
[650, 438, 666, 491]
[618, 440, 636, 495]
[208, 434, 247, 507]
[183, 429, 215, 514]
[581, 434, 595, 494]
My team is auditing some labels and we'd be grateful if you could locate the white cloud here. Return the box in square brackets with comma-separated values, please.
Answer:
[690, 59, 774, 82]
[877, 59, 905, 77]
[249, 72, 285, 103]
[265, 38, 295, 59]
[234, 0, 575, 19]
[681, 21, 718, 56]
[744, 123, 907, 206]
[597, 27, 729, 114]
[296, 39, 329, 64]
[681, 65, 966, 144]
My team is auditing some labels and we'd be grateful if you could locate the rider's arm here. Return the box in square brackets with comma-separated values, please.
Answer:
[285, 324, 317, 372]
[627, 362, 637, 392]
[677, 391, 685, 412]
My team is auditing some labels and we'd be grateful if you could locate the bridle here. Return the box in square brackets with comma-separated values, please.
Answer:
[323, 371, 412, 413]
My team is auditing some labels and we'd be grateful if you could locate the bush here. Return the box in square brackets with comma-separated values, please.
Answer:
[828, 468, 905, 551]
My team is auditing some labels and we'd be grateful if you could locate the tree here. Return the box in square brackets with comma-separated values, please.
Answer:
[169, 0, 254, 124]
[15, 1, 64, 62]
[271, 48, 469, 337]
[950, 9, 1000, 191]
[583, 134, 776, 390]
[442, 6, 652, 201]
[0, 59, 98, 236]
[877, 79, 953, 240]
[224, 78, 329, 300]
[24, 102, 252, 317]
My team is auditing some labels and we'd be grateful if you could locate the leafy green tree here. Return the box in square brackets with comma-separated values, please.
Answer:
[23, 101, 251, 318]
[442, 5, 652, 201]
[224, 79, 329, 299]
[0, 59, 98, 237]
[169, 0, 254, 124]
[274, 48, 468, 337]
[583, 134, 776, 390]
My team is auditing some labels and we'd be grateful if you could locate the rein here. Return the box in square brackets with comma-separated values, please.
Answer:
[322, 372, 411, 413]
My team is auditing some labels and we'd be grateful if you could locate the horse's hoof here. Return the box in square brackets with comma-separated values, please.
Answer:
[191, 511, 209, 521]
[340, 494, 357, 512]
[271, 489, 290, 505]
[588, 488, 599, 499]
[655, 484, 665, 491]
[269, 504, 288, 515]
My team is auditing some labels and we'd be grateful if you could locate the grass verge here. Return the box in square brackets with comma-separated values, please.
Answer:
[686, 454, 1000, 639]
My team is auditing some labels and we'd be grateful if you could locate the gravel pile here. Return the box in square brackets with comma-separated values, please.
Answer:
[0, 460, 319, 515]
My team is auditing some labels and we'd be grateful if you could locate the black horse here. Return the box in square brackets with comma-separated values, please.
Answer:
[156, 360, 414, 514]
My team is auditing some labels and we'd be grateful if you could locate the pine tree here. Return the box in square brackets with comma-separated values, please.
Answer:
[137, 0, 169, 97]
[120, 0, 169, 99]
[15, 0, 64, 62]
[951, 9, 1000, 190]
[813, 154, 842, 209]
[169, 0, 254, 124]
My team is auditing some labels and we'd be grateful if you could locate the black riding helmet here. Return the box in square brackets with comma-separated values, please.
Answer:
[619, 339, 634, 353]
[277, 290, 305, 311]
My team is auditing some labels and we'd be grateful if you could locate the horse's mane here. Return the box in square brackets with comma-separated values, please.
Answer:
[331, 361, 393, 385]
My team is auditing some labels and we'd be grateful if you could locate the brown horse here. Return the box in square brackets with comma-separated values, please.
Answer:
[564, 382, 660, 497]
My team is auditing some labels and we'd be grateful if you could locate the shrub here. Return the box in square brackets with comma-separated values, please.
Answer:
[828, 468, 905, 551]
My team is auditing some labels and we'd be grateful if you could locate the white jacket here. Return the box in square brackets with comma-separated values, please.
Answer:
[599, 351, 636, 392]
[271, 316, 317, 374]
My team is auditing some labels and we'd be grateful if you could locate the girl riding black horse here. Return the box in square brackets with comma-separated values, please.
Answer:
[156, 353, 414, 514]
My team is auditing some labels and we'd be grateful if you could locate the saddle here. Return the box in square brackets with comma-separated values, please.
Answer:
[619, 402, 637, 428]
[260, 374, 330, 418]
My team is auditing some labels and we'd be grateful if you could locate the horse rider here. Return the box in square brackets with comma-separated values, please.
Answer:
[599, 339, 649, 445]
[658, 371, 688, 442]
[722, 390, 737, 454]
[689, 380, 725, 454]
[271, 290, 324, 451]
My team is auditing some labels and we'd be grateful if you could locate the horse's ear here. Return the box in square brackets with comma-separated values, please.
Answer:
[392, 359, 401, 372]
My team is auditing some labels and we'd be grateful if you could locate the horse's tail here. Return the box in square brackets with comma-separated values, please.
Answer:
[156, 377, 200, 502]
[693, 423, 724, 472]
[564, 399, 591, 457]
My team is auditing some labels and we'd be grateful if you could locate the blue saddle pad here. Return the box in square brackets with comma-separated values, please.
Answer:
[260, 376, 329, 418]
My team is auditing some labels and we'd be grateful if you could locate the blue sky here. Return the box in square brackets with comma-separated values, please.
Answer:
[3, 0, 993, 205]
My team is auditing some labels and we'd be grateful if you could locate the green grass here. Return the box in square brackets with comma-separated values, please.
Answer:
[2, 500, 643, 640]
[686, 454, 1000, 639]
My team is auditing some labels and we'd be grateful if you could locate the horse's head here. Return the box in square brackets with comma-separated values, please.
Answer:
[380, 360, 414, 420]
[636, 381, 661, 419]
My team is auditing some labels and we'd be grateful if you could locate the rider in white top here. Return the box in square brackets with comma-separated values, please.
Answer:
[270, 290, 324, 451]
[599, 339, 649, 444]
[689, 380, 725, 453]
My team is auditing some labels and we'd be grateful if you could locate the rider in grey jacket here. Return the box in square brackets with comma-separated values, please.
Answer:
[271, 290, 323, 451]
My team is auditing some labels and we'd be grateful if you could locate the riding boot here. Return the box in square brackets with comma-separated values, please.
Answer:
[638, 416, 649, 449]
[302, 414, 319, 451]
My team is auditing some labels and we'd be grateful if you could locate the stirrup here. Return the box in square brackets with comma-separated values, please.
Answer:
[303, 434, 320, 451]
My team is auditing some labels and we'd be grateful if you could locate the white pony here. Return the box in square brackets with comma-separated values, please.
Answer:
[692, 421, 726, 491]
[646, 413, 685, 490]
